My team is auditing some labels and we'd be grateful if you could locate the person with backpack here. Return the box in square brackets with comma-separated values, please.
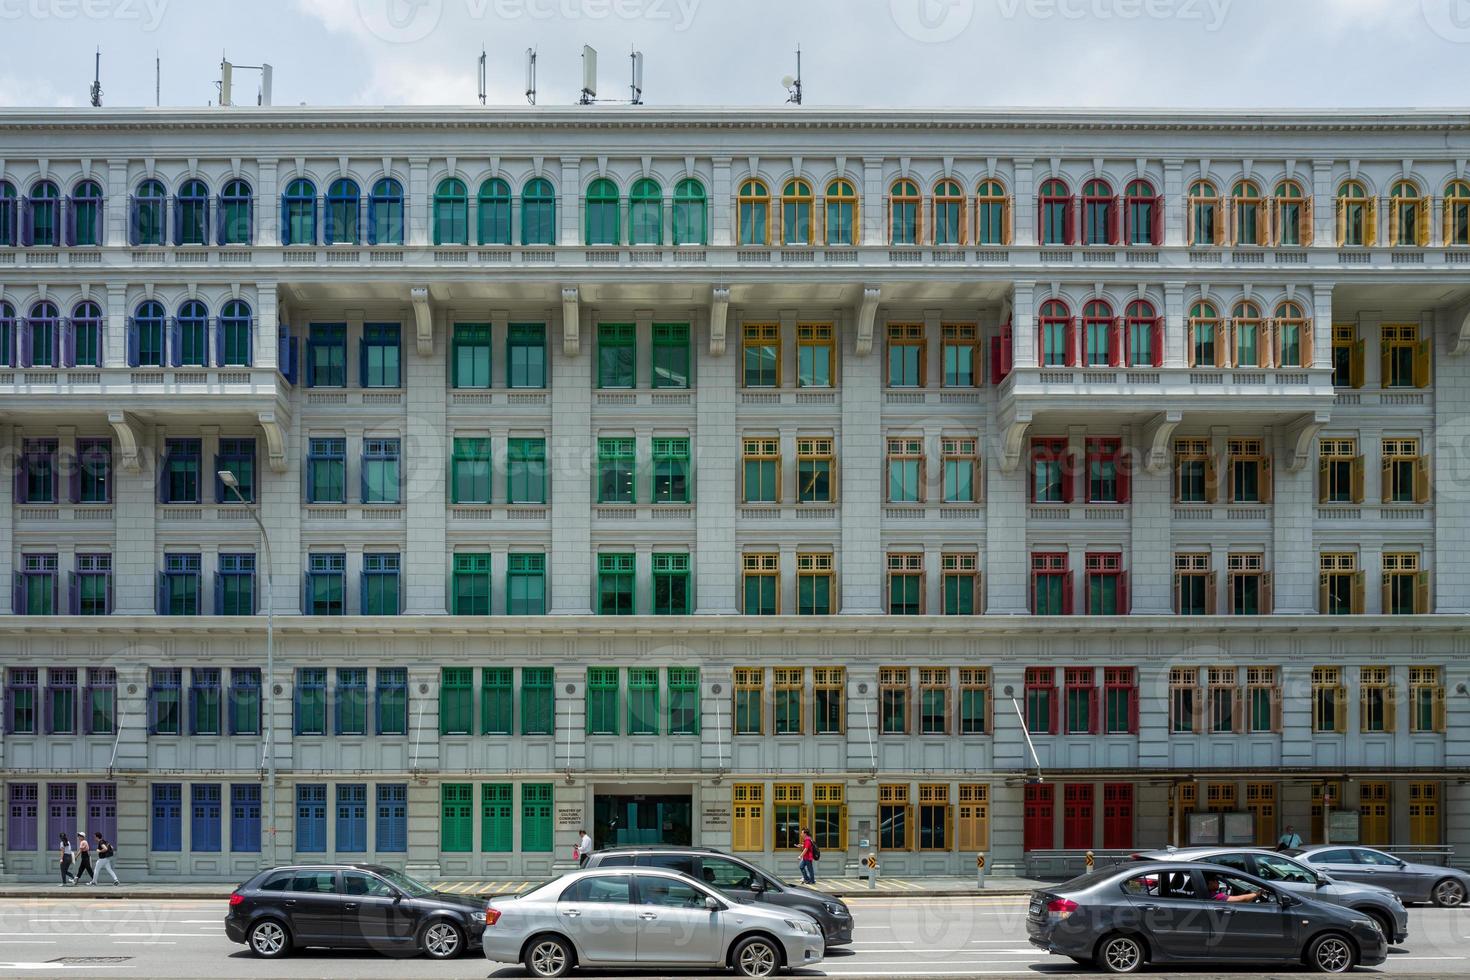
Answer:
[92, 833, 120, 885]
[798, 827, 817, 885]
[74, 833, 94, 885]
[58, 833, 75, 886]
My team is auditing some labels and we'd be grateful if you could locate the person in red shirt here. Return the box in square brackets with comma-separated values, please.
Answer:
[798, 827, 816, 884]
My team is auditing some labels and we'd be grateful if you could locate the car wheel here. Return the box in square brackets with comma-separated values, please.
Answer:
[1308, 933, 1357, 974]
[1433, 877, 1467, 908]
[1098, 934, 1146, 974]
[732, 936, 782, 978]
[1364, 909, 1394, 944]
[247, 919, 290, 959]
[524, 936, 574, 978]
[419, 920, 463, 960]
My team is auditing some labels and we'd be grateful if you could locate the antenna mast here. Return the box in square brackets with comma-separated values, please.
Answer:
[783, 45, 803, 105]
[525, 48, 537, 105]
[155, 51, 160, 107]
[89, 48, 102, 107]
[579, 45, 597, 105]
[477, 48, 487, 106]
[629, 48, 643, 105]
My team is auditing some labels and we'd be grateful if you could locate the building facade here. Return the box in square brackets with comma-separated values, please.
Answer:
[1, 106, 1470, 880]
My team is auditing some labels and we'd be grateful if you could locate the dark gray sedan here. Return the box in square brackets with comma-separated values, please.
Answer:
[1294, 845, 1470, 907]
[1027, 861, 1387, 974]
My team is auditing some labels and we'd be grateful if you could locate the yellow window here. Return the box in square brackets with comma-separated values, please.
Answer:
[958, 784, 990, 851]
[732, 783, 765, 851]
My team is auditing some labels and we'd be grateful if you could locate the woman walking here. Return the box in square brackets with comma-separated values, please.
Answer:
[58, 833, 75, 886]
[74, 833, 94, 884]
[93, 833, 120, 885]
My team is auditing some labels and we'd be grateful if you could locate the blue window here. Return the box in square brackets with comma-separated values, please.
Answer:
[189, 668, 221, 735]
[71, 300, 103, 368]
[68, 180, 103, 246]
[325, 178, 360, 244]
[361, 553, 400, 615]
[336, 784, 368, 852]
[368, 178, 404, 245]
[433, 177, 468, 245]
[306, 554, 345, 615]
[147, 668, 182, 735]
[161, 438, 201, 503]
[306, 437, 346, 503]
[18, 554, 58, 615]
[128, 300, 166, 367]
[19, 438, 57, 504]
[522, 177, 556, 245]
[218, 178, 252, 245]
[281, 177, 317, 245]
[478, 178, 512, 245]
[174, 299, 209, 367]
[375, 668, 408, 735]
[76, 437, 112, 504]
[0, 301, 14, 366]
[295, 784, 327, 853]
[215, 438, 256, 503]
[360, 322, 401, 388]
[131, 179, 165, 245]
[361, 438, 401, 504]
[151, 783, 182, 852]
[294, 667, 328, 735]
[190, 783, 221, 852]
[175, 178, 210, 246]
[335, 668, 368, 735]
[219, 299, 252, 366]
[25, 180, 60, 246]
[0, 181, 18, 247]
[23, 301, 59, 368]
[376, 784, 408, 852]
[217, 553, 255, 616]
[159, 554, 201, 616]
[230, 784, 261, 852]
[228, 668, 261, 736]
[305, 323, 346, 387]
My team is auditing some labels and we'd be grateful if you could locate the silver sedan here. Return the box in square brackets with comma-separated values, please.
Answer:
[480, 867, 825, 978]
[1294, 846, 1470, 907]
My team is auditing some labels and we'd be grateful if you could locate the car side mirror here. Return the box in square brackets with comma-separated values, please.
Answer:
[751, 879, 767, 894]
[392, 891, 404, 903]
[705, 896, 722, 911]
[1278, 893, 1297, 908]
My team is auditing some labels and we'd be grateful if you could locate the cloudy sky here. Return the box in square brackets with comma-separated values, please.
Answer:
[1, 0, 1467, 109]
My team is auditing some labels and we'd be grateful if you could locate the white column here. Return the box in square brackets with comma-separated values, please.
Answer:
[1163, 159, 1184, 247]
[1163, 281, 1187, 369]
[694, 308, 738, 613]
[106, 159, 127, 247]
[255, 281, 279, 370]
[104, 282, 127, 368]
[862, 157, 884, 246]
[257, 159, 279, 245]
[405, 309, 448, 614]
[408, 157, 429, 246]
[560, 157, 581, 247]
[111, 423, 157, 614]
[711, 157, 732, 247]
[1013, 158, 1035, 247]
[1433, 309, 1470, 612]
[839, 310, 884, 613]
[550, 303, 592, 613]
[1011, 280, 1036, 367]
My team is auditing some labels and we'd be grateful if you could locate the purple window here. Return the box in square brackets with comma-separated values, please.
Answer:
[46, 783, 76, 851]
[86, 783, 117, 843]
[7, 784, 37, 850]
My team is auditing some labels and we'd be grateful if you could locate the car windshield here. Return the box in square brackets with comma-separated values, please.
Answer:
[1253, 854, 1318, 884]
[376, 868, 436, 897]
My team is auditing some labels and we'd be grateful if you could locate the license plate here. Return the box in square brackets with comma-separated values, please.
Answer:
[1029, 900, 1043, 916]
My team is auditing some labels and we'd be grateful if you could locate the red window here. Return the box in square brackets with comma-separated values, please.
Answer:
[1085, 437, 1129, 504]
[1124, 179, 1163, 246]
[1024, 783, 1055, 852]
[1102, 783, 1135, 849]
[1065, 667, 1098, 735]
[1085, 552, 1128, 616]
[1038, 178, 1075, 245]
[1029, 438, 1072, 504]
[1124, 299, 1163, 368]
[989, 319, 1013, 384]
[1103, 668, 1139, 734]
[1024, 666, 1059, 735]
[1037, 298, 1075, 367]
[1062, 783, 1094, 850]
[1081, 179, 1119, 245]
[1030, 552, 1072, 616]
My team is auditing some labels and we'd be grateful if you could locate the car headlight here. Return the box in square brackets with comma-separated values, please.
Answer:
[1352, 917, 1379, 932]
[785, 918, 821, 937]
[823, 901, 845, 916]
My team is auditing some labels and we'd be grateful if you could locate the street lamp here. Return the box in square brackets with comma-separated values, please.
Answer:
[219, 469, 276, 866]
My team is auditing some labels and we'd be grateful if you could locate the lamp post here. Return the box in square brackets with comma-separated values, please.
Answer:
[220, 469, 276, 866]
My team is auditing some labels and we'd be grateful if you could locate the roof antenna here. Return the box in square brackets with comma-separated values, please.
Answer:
[525, 47, 537, 105]
[629, 47, 643, 105]
[579, 45, 597, 105]
[155, 51, 160, 107]
[782, 45, 802, 105]
[89, 48, 102, 107]
[477, 48, 487, 106]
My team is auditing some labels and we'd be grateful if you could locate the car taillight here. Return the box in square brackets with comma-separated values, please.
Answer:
[228, 893, 244, 906]
[484, 907, 500, 926]
[1046, 898, 1079, 919]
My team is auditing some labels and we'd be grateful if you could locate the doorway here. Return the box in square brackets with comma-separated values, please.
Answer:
[593, 794, 692, 849]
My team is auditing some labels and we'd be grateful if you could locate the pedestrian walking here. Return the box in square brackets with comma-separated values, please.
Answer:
[58, 833, 75, 886]
[1277, 825, 1304, 851]
[798, 827, 817, 885]
[577, 829, 593, 868]
[74, 833, 94, 884]
[92, 833, 120, 885]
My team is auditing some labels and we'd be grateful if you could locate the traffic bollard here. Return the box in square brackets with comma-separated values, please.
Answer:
[976, 852, 987, 889]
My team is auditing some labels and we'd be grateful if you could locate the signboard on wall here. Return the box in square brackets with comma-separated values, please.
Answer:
[1222, 812, 1255, 845]
[1327, 810, 1360, 843]
[1188, 813, 1220, 845]
[701, 804, 730, 833]
[556, 804, 585, 832]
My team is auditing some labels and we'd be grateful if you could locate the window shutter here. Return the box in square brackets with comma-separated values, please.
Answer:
[1108, 197, 1122, 245]
[167, 317, 181, 367]
[1380, 575, 1390, 615]
[1351, 456, 1365, 504]
[59, 318, 74, 368]
[1127, 686, 1139, 733]
[1433, 682, 1446, 733]
[989, 336, 1002, 385]
[1350, 338, 1365, 388]
[156, 570, 166, 616]
[1317, 458, 1330, 504]
[1418, 197, 1432, 246]
[1380, 457, 1393, 503]
[1150, 318, 1164, 367]
[1108, 317, 1124, 367]
[1186, 196, 1195, 245]
[1335, 685, 1348, 733]
[1413, 338, 1431, 388]
[1204, 456, 1219, 504]
[1351, 570, 1365, 614]
[1261, 571, 1273, 615]
[1318, 572, 1328, 614]
[1260, 456, 1273, 503]
[66, 570, 78, 616]
[1171, 572, 1181, 614]
[16, 320, 31, 368]
[1379, 339, 1391, 388]
[1364, 199, 1378, 247]
[1028, 571, 1036, 614]
[1389, 198, 1400, 246]
[1116, 452, 1131, 504]
[1062, 570, 1074, 616]
[1088, 686, 1100, 734]
[1150, 196, 1164, 245]
[1415, 570, 1430, 614]
[1232, 687, 1246, 734]
[1415, 455, 1430, 505]
[1064, 196, 1078, 245]
[1206, 571, 1217, 615]
[1335, 198, 1346, 246]
[1064, 317, 1079, 366]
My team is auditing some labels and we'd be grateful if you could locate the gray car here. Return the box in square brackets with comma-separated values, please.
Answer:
[1027, 860, 1387, 974]
[1294, 845, 1470, 907]
[1136, 847, 1408, 944]
[480, 867, 824, 978]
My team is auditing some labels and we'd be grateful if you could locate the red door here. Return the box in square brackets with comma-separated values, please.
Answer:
[1062, 783, 1094, 850]
[1103, 783, 1135, 849]
[1024, 783, 1055, 852]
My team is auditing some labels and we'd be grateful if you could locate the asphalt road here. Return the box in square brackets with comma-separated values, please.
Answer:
[0, 895, 1467, 978]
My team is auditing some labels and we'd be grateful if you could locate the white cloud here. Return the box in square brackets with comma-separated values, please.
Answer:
[0, 74, 76, 108]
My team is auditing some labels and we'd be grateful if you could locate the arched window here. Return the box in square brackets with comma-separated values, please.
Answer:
[1124, 179, 1159, 246]
[325, 178, 360, 244]
[26, 180, 60, 246]
[1081, 179, 1114, 246]
[1446, 180, 1470, 247]
[175, 298, 210, 367]
[976, 178, 1009, 245]
[1038, 298, 1073, 367]
[220, 299, 253, 366]
[628, 177, 662, 245]
[672, 178, 706, 245]
[69, 179, 103, 246]
[176, 178, 210, 246]
[825, 178, 857, 246]
[128, 300, 166, 367]
[0, 301, 13, 367]
[781, 178, 813, 245]
[1336, 180, 1373, 247]
[477, 178, 512, 245]
[1081, 299, 1115, 366]
[214, 178, 251, 245]
[24, 301, 59, 367]
[1231, 300, 1264, 368]
[368, 177, 403, 245]
[132, 178, 166, 246]
[1273, 179, 1309, 247]
[1187, 300, 1220, 367]
[933, 179, 965, 246]
[1124, 299, 1160, 367]
[1038, 178, 1072, 245]
[888, 179, 920, 245]
[1389, 179, 1426, 246]
[1231, 179, 1263, 246]
[432, 177, 467, 246]
[521, 177, 556, 246]
[1188, 179, 1221, 245]
[0, 181, 15, 247]
[71, 300, 103, 368]
[1274, 300, 1309, 368]
[282, 177, 317, 246]
[584, 177, 620, 245]
[737, 178, 769, 246]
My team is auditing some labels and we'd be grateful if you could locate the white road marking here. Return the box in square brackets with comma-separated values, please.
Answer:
[111, 940, 175, 945]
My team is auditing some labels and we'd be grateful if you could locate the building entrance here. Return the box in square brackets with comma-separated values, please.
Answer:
[593, 793, 693, 849]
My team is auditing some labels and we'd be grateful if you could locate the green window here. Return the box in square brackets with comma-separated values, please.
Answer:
[507, 438, 547, 504]
[652, 437, 690, 503]
[743, 568, 778, 615]
[960, 684, 987, 734]
[652, 552, 691, 615]
[597, 553, 635, 615]
[520, 667, 554, 735]
[668, 667, 700, 735]
[943, 571, 975, 615]
[672, 178, 707, 245]
[521, 178, 556, 246]
[452, 553, 491, 615]
[360, 323, 400, 388]
[507, 553, 546, 615]
[477, 179, 512, 245]
[507, 323, 546, 388]
[451, 437, 492, 504]
[481, 783, 513, 852]
[629, 178, 662, 244]
[521, 783, 553, 852]
[597, 438, 636, 504]
[439, 668, 473, 735]
[86, 671, 115, 734]
[628, 668, 659, 735]
[294, 668, 326, 735]
[585, 178, 620, 245]
[598, 322, 636, 388]
[433, 178, 468, 245]
[481, 668, 513, 735]
[440, 783, 473, 852]
[451, 323, 491, 389]
[652, 322, 690, 388]
[587, 667, 620, 735]
[336, 668, 368, 736]
[374, 668, 406, 735]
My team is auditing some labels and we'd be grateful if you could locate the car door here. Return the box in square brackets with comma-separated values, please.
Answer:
[340, 870, 416, 950]
[1305, 848, 1366, 887]
[556, 874, 641, 965]
[634, 873, 725, 967]
[1354, 848, 1430, 901]
[698, 855, 763, 905]
[1122, 869, 1215, 959]
[1247, 853, 1322, 899]
[1201, 874, 1296, 960]
[284, 870, 344, 945]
